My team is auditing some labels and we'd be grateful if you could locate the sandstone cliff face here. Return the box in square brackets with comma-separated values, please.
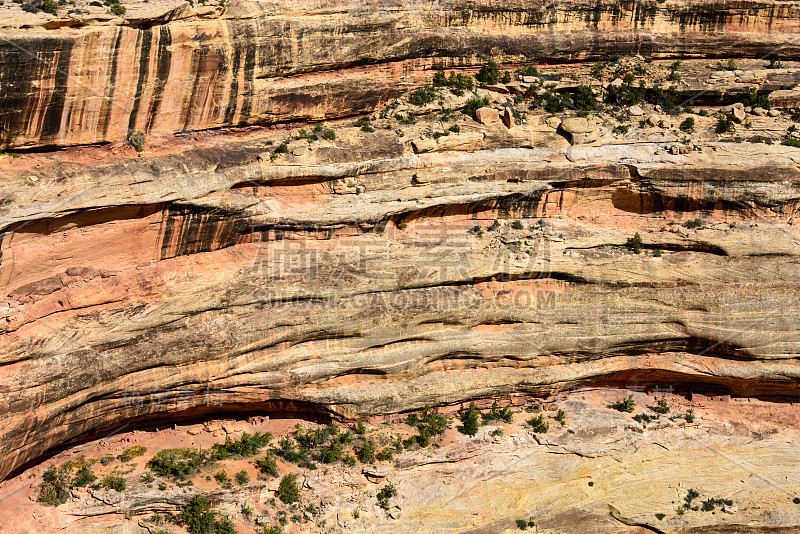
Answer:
[1, 0, 800, 148]
[1, 110, 800, 481]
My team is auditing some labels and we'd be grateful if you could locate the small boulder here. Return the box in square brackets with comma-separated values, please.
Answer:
[628, 104, 644, 116]
[560, 117, 591, 133]
[410, 138, 437, 153]
[486, 83, 509, 94]
[545, 117, 562, 129]
[521, 75, 540, 84]
[767, 109, 781, 117]
[732, 107, 746, 123]
[647, 114, 661, 127]
[411, 173, 430, 185]
[659, 120, 671, 129]
[292, 145, 309, 156]
[751, 107, 767, 116]
[502, 108, 515, 129]
[744, 106, 752, 113]
[475, 107, 501, 125]
[559, 117, 599, 145]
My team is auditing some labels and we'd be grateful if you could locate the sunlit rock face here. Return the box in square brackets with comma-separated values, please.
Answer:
[1, 0, 800, 148]
[0, 0, 800, 486]
[1, 122, 800, 481]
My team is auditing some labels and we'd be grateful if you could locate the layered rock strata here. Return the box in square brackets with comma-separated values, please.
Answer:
[2, 0, 800, 148]
[1, 102, 799, 480]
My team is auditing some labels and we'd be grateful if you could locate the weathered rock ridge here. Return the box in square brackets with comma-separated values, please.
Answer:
[2, 0, 800, 148]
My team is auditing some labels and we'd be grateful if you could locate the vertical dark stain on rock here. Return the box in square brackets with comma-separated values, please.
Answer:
[0, 40, 33, 146]
[237, 22, 258, 122]
[128, 29, 153, 133]
[159, 205, 248, 260]
[182, 47, 209, 131]
[145, 26, 172, 132]
[223, 38, 243, 125]
[100, 28, 125, 140]
[38, 38, 73, 143]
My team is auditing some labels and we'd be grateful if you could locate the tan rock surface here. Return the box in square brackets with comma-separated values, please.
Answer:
[0, 106, 799, 482]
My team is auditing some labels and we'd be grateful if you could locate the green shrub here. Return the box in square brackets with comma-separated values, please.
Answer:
[214, 470, 229, 484]
[652, 398, 670, 414]
[277, 473, 300, 504]
[404, 405, 448, 447]
[554, 409, 566, 424]
[679, 116, 695, 132]
[73, 464, 97, 487]
[741, 88, 770, 110]
[255, 453, 279, 477]
[783, 136, 800, 148]
[182, 495, 216, 534]
[590, 61, 605, 79]
[463, 96, 490, 119]
[572, 84, 597, 111]
[475, 59, 503, 85]
[38, 465, 72, 506]
[318, 441, 343, 464]
[433, 70, 475, 95]
[395, 113, 416, 125]
[651, 85, 680, 114]
[210, 432, 272, 461]
[483, 400, 513, 423]
[125, 130, 145, 152]
[528, 414, 549, 433]
[667, 61, 682, 82]
[516, 65, 540, 78]
[108, 2, 124, 15]
[634, 413, 658, 425]
[610, 395, 636, 413]
[683, 217, 703, 229]
[376, 448, 394, 461]
[146, 448, 207, 480]
[117, 445, 147, 462]
[376, 483, 397, 509]
[531, 90, 571, 113]
[408, 85, 437, 106]
[102, 474, 126, 492]
[459, 401, 481, 437]
[716, 112, 735, 134]
[625, 232, 643, 254]
[214, 516, 236, 534]
[357, 440, 376, 463]
[40, 0, 57, 13]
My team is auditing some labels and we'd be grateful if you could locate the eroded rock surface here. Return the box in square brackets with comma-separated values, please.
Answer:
[1, 79, 800, 482]
[1, 0, 800, 148]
